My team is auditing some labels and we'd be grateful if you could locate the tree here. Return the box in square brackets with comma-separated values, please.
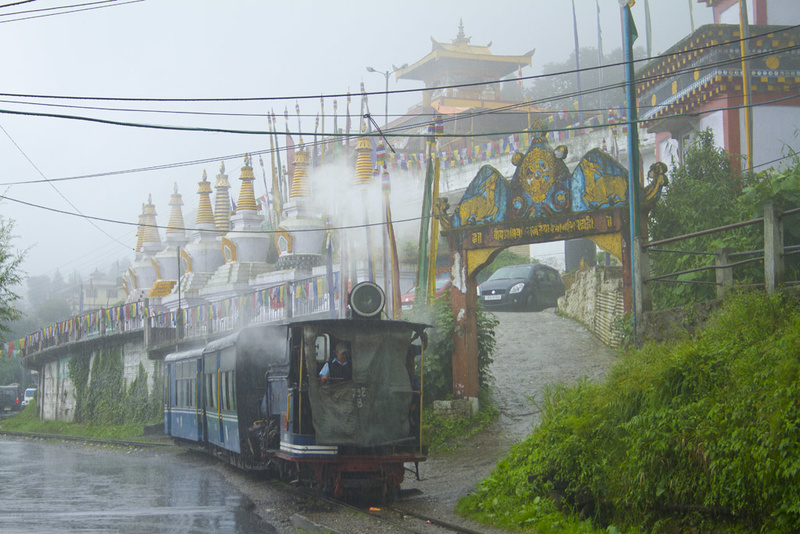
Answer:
[35, 299, 72, 325]
[524, 46, 643, 113]
[477, 248, 535, 283]
[26, 274, 52, 308]
[0, 214, 25, 338]
[738, 153, 800, 280]
[647, 130, 759, 309]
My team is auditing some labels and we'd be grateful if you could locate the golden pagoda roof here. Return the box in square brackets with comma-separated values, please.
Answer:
[236, 154, 259, 211]
[396, 20, 534, 86]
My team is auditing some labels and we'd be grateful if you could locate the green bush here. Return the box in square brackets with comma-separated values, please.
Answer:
[422, 389, 498, 452]
[69, 350, 162, 427]
[458, 290, 800, 532]
[403, 293, 498, 404]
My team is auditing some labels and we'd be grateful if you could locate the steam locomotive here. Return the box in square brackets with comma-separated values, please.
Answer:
[164, 282, 428, 499]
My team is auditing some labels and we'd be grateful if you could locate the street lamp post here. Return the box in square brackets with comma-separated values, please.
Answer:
[365, 64, 407, 128]
[365, 67, 390, 128]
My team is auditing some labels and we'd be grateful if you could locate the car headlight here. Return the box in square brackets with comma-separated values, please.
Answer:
[509, 282, 525, 294]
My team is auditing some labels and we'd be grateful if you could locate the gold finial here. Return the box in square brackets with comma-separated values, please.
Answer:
[453, 18, 470, 45]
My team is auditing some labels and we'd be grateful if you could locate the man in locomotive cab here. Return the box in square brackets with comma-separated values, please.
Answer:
[318, 342, 352, 383]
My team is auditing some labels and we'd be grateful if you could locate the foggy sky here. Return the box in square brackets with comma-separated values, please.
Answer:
[0, 0, 712, 283]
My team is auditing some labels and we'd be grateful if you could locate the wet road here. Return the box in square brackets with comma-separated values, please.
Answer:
[0, 436, 274, 534]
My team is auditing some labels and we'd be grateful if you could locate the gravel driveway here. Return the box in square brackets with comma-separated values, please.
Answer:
[390, 308, 618, 532]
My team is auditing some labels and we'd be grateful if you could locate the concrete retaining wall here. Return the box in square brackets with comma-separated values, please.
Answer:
[38, 335, 160, 423]
[559, 266, 625, 347]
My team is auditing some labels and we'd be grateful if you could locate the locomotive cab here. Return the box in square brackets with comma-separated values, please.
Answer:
[265, 284, 429, 498]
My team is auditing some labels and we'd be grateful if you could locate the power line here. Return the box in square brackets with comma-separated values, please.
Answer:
[0, 0, 143, 24]
[1, 40, 795, 143]
[2, 89, 798, 189]
[1, 23, 797, 103]
[3, 90, 799, 234]
[0, 122, 134, 251]
[0, 190, 428, 234]
[0, 1, 36, 10]
[0, 0, 117, 17]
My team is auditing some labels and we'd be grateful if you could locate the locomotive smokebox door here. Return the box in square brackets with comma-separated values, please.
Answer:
[348, 282, 385, 319]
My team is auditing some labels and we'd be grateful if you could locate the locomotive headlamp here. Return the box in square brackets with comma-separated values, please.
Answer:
[349, 282, 385, 318]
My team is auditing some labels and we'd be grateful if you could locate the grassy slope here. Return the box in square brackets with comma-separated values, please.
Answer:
[0, 399, 155, 440]
[457, 290, 800, 533]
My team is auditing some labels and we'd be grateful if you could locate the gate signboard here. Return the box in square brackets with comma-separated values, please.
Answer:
[461, 209, 625, 250]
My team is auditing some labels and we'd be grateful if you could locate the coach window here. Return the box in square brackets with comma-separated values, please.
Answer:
[206, 372, 216, 409]
[222, 372, 230, 411]
[227, 371, 236, 411]
[187, 374, 194, 408]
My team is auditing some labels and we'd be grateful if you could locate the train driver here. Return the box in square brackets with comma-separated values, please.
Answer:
[318, 342, 352, 383]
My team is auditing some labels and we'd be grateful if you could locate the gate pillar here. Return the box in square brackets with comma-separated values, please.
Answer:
[447, 233, 501, 399]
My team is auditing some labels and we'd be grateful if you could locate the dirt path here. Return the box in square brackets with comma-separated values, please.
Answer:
[394, 308, 618, 532]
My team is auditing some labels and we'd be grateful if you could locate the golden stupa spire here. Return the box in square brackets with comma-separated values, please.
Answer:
[236, 154, 259, 211]
[354, 133, 373, 186]
[290, 146, 311, 198]
[196, 169, 215, 226]
[142, 194, 161, 246]
[166, 182, 186, 237]
[135, 203, 145, 252]
[214, 161, 231, 233]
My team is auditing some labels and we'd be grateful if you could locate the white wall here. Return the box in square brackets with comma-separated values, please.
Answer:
[697, 110, 726, 151]
[767, 0, 800, 25]
[37, 338, 161, 422]
[720, 0, 799, 25]
[719, 2, 754, 24]
[746, 105, 800, 170]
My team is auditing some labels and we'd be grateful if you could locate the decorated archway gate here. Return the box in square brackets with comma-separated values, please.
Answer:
[435, 135, 667, 399]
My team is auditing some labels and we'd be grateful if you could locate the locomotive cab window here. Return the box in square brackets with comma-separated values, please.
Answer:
[314, 334, 330, 363]
[318, 339, 352, 383]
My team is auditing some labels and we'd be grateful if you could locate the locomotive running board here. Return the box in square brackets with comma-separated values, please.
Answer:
[279, 441, 339, 457]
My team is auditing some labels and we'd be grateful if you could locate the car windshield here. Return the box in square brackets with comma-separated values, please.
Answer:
[435, 278, 450, 290]
[488, 265, 532, 281]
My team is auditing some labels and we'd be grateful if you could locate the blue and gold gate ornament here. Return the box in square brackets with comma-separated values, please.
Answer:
[435, 135, 668, 262]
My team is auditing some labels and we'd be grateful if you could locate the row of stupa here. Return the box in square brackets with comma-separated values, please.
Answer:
[123, 133, 378, 312]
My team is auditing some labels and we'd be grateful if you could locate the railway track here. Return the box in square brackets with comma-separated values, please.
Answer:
[0, 430, 174, 449]
[294, 487, 487, 533]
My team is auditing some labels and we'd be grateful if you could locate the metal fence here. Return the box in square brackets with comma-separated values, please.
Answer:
[21, 272, 340, 358]
[635, 203, 799, 312]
